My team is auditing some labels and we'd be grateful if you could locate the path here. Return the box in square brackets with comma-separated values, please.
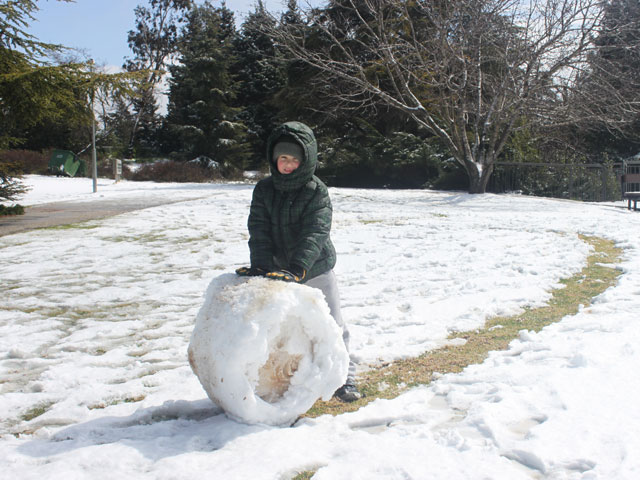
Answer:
[0, 196, 179, 237]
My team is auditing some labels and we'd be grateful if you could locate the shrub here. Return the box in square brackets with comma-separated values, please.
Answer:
[318, 124, 445, 189]
[0, 149, 50, 175]
[0, 204, 25, 216]
[128, 160, 223, 183]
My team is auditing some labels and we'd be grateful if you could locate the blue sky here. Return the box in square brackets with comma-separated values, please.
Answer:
[29, 0, 287, 68]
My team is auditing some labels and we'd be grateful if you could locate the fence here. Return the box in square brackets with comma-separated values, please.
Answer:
[487, 162, 623, 202]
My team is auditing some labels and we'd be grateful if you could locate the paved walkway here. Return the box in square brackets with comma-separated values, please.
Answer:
[0, 197, 177, 237]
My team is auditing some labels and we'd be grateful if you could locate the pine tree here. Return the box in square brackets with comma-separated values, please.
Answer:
[266, 0, 320, 124]
[1, 1, 86, 204]
[163, 1, 249, 169]
[232, 0, 285, 168]
[0, 1, 88, 150]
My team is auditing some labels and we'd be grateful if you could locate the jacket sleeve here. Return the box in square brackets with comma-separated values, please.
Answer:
[290, 185, 332, 272]
[248, 181, 276, 271]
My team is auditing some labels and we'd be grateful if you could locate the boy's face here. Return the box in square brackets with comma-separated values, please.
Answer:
[276, 155, 301, 175]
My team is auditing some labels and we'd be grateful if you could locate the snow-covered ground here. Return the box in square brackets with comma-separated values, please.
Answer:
[1, 175, 640, 479]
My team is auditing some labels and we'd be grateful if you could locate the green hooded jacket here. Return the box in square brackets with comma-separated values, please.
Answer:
[247, 121, 336, 281]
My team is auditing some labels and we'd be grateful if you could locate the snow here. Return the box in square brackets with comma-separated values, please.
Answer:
[2, 175, 640, 479]
[188, 274, 348, 426]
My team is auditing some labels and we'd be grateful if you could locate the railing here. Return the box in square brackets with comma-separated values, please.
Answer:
[487, 162, 622, 202]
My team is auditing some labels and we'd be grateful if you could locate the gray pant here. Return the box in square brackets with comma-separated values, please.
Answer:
[306, 270, 357, 385]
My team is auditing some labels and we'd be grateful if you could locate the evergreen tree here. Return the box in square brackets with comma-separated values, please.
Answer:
[265, 0, 436, 187]
[163, 1, 249, 169]
[0, 0, 69, 57]
[578, 0, 640, 156]
[101, 95, 136, 157]
[0, 0, 88, 150]
[1, 1, 147, 155]
[1, 0, 81, 202]
[269, 0, 321, 124]
[232, 0, 285, 169]
[280, 0, 303, 26]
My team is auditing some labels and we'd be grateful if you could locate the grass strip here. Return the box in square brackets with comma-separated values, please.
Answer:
[305, 235, 623, 418]
[20, 401, 56, 422]
[292, 472, 316, 480]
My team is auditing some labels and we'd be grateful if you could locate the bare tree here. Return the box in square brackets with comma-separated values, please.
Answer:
[265, 0, 608, 193]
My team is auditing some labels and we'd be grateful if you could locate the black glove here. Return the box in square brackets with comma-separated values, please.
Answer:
[235, 266, 267, 277]
[265, 266, 306, 283]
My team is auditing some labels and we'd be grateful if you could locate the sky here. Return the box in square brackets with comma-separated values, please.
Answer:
[29, 0, 292, 69]
[2, 176, 640, 478]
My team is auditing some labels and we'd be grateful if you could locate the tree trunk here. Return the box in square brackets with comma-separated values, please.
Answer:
[464, 160, 494, 194]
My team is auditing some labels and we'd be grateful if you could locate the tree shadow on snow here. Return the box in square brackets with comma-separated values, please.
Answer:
[19, 398, 272, 461]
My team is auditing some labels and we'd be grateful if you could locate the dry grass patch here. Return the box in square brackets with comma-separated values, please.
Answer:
[20, 401, 56, 422]
[291, 472, 316, 480]
[305, 235, 622, 418]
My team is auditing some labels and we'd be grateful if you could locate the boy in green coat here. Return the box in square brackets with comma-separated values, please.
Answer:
[236, 121, 360, 402]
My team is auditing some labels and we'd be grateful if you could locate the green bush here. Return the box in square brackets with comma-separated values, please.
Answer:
[128, 160, 224, 183]
[0, 204, 25, 216]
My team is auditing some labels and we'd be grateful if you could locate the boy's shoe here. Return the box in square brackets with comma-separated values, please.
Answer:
[335, 384, 361, 402]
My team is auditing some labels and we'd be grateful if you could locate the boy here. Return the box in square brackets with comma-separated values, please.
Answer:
[236, 121, 360, 402]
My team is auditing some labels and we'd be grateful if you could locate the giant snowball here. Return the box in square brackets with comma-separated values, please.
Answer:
[188, 273, 349, 426]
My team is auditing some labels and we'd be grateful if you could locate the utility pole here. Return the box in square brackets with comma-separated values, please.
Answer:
[89, 60, 97, 193]
[91, 91, 97, 193]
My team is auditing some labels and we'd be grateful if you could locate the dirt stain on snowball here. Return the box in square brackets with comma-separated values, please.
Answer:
[256, 347, 302, 403]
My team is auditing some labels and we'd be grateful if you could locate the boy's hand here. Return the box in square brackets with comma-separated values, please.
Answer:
[235, 266, 267, 277]
[265, 267, 306, 283]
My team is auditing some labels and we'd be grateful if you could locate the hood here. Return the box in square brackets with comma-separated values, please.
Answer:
[267, 121, 318, 192]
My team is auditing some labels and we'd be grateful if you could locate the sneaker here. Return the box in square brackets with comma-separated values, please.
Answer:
[335, 384, 361, 402]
